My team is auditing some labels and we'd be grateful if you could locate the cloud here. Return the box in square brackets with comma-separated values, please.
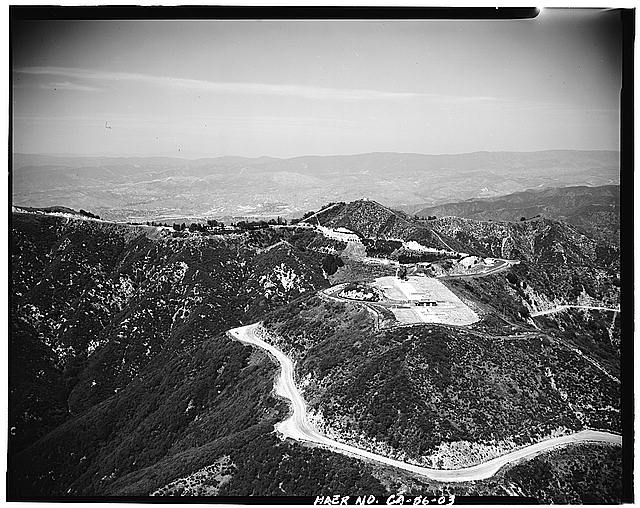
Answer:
[40, 81, 104, 92]
[14, 113, 365, 134]
[15, 65, 500, 103]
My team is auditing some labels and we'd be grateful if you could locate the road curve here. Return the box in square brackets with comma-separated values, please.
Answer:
[228, 323, 621, 483]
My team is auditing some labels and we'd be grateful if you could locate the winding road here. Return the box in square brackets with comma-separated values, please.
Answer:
[228, 323, 621, 483]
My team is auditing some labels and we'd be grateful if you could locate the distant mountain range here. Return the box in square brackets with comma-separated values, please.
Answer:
[12, 150, 619, 222]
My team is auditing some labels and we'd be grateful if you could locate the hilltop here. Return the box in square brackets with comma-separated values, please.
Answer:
[303, 200, 470, 253]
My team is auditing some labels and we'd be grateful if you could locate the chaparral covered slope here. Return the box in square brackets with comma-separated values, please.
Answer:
[9, 189, 623, 501]
[10, 212, 388, 497]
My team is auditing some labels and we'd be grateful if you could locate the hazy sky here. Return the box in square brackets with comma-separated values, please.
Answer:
[12, 9, 622, 158]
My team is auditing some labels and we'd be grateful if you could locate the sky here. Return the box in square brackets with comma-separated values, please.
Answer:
[12, 9, 623, 158]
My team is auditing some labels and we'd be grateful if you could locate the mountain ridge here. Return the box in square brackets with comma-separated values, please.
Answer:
[13, 148, 620, 164]
[412, 185, 620, 246]
[9, 187, 622, 500]
[412, 184, 619, 216]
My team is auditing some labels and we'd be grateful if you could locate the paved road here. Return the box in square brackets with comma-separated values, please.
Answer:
[532, 305, 620, 317]
[228, 323, 621, 482]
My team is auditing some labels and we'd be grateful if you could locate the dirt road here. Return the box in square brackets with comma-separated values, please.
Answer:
[228, 323, 621, 482]
[531, 305, 620, 317]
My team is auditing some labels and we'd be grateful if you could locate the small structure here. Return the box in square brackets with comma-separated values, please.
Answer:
[460, 256, 480, 268]
[396, 266, 408, 280]
[414, 301, 438, 307]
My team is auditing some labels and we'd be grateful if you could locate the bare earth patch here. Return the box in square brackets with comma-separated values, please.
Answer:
[372, 275, 479, 326]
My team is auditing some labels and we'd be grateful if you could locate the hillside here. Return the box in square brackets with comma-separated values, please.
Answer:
[10, 212, 384, 496]
[501, 443, 622, 503]
[12, 205, 102, 219]
[429, 215, 618, 268]
[532, 309, 620, 377]
[413, 185, 620, 246]
[12, 150, 619, 222]
[306, 199, 619, 281]
[307, 200, 472, 253]
[9, 205, 622, 501]
[263, 296, 619, 468]
[413, 185, 619, 220]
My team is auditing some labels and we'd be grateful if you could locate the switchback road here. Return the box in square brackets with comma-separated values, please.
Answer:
[228, 323, 621, 483]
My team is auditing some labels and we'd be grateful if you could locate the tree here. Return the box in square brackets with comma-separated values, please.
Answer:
[322, 255, 344, 276]
[79, 209, 100, 219]
[520, 217, 527, 221]
[206, 219, 224, 228]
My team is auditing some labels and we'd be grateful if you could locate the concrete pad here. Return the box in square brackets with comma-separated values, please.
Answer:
[372, 275, 478, 326]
